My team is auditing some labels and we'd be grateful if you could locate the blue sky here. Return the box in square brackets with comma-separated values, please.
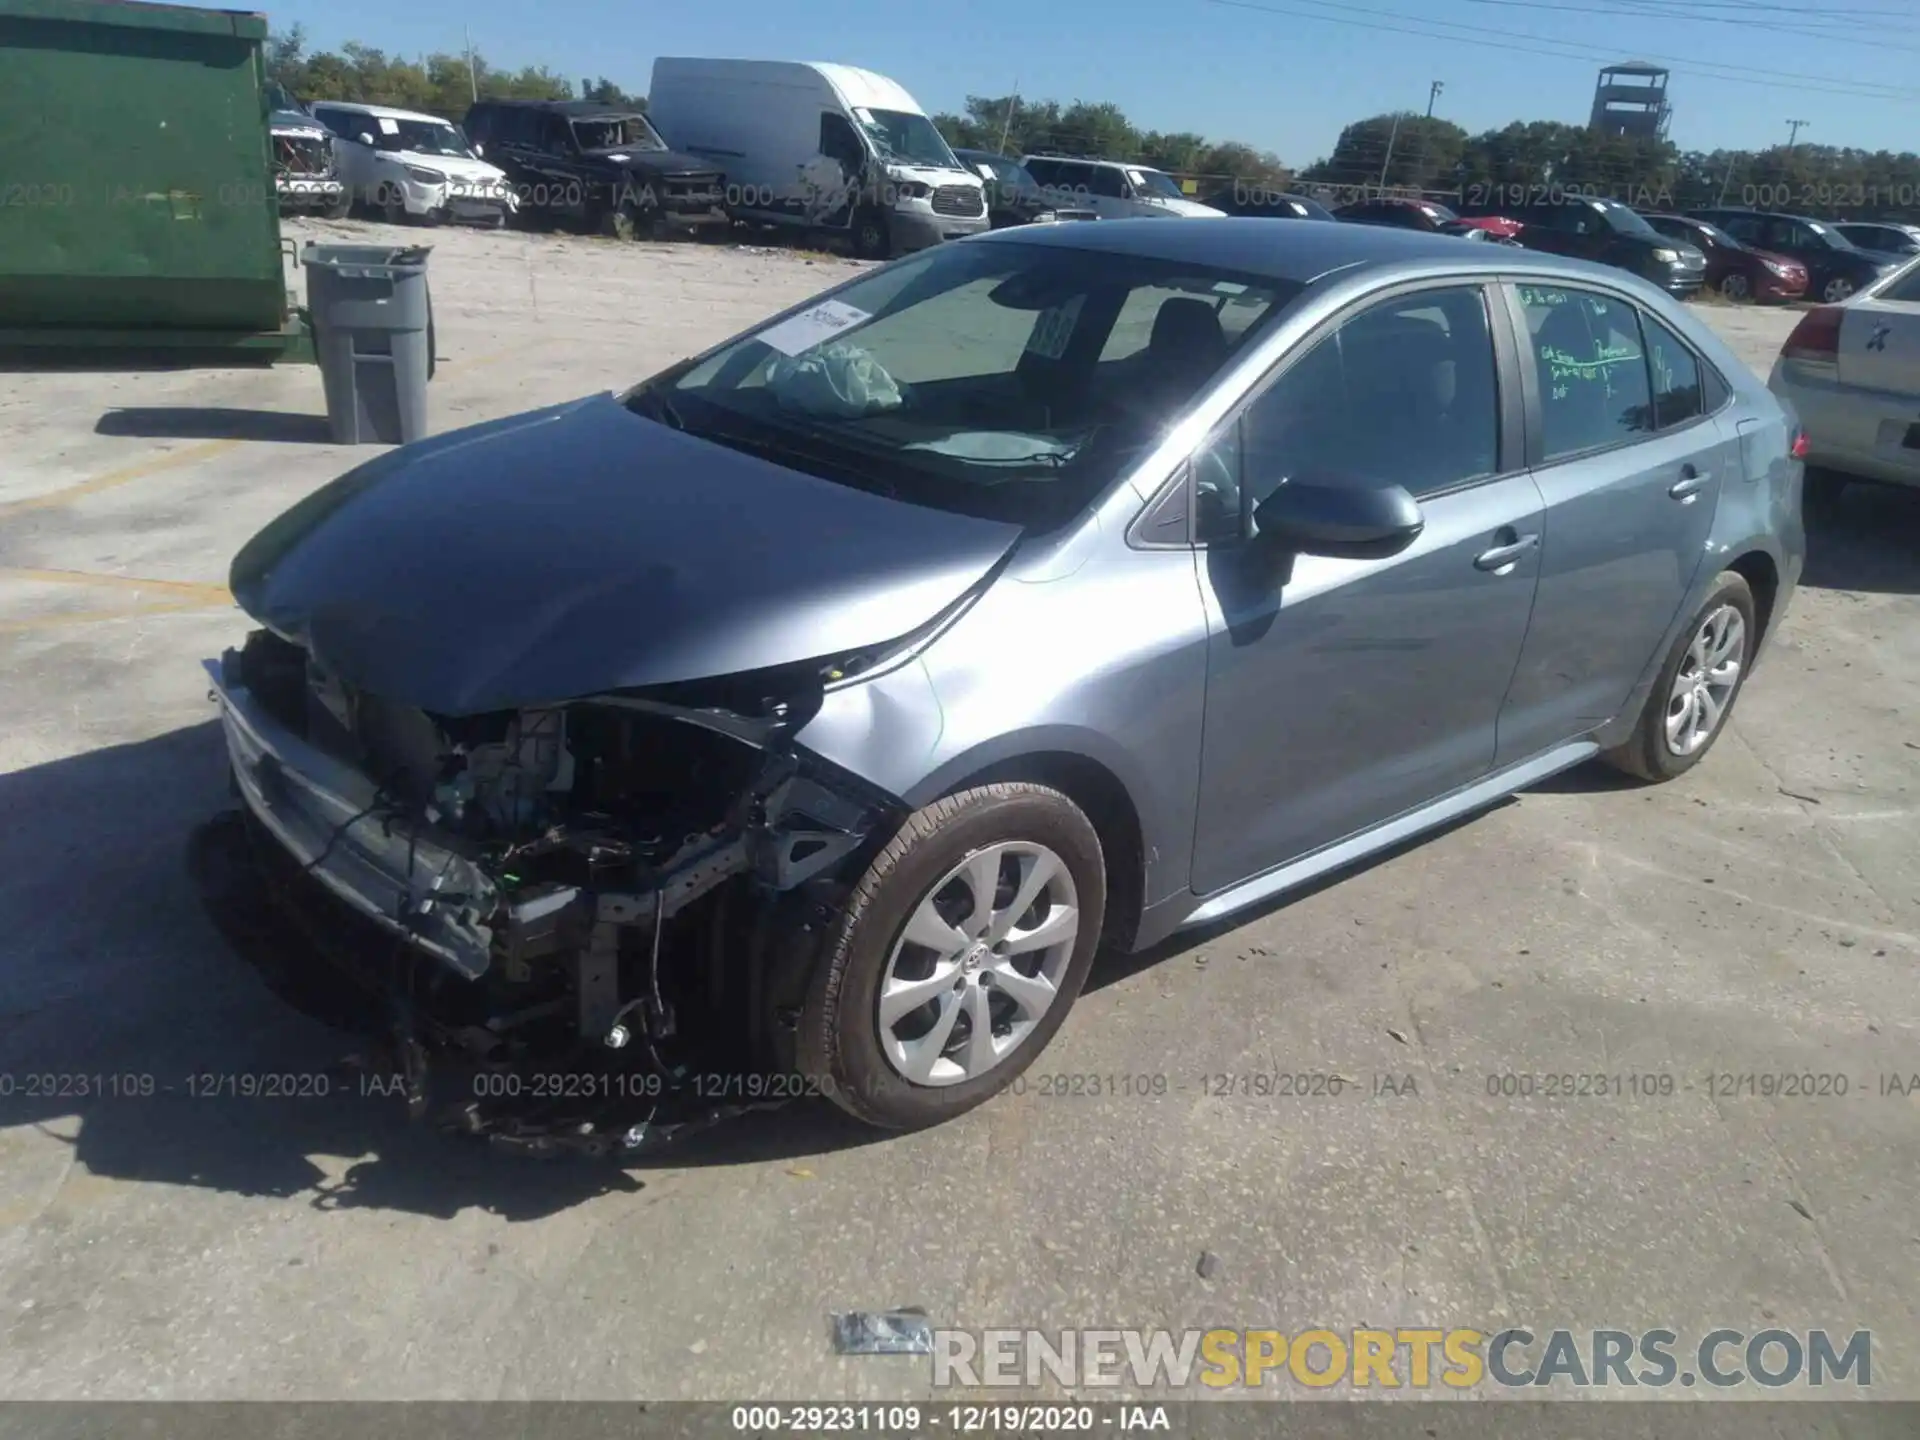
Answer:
[267, 0, 1920, 164]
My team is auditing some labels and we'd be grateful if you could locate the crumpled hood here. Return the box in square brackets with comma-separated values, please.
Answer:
[392, 151, 509, 186]
[229, 393, 1023, 715]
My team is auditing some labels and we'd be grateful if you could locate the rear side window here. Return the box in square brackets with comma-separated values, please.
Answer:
[1642, 315, 1704, 429]
[1517, 285, 1655, 459]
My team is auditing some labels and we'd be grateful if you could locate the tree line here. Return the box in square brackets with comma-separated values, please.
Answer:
[266, 32, 1920, 221]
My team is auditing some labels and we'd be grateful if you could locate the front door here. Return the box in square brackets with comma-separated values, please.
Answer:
[1494, 282, 1731, 762]
[1190, 282, 1545, 894]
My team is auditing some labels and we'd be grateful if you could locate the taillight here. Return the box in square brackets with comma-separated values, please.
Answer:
[1781, 306, 1842, 364]
[1790, 427, 1808, 460]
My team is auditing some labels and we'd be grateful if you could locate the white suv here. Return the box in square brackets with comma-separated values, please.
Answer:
[310, 102, 518, 227]
[1018, 156, 1224, 220]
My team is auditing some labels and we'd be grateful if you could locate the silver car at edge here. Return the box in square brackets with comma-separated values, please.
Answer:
[1769, 253, 1920, 505]
[207, 219, 1805, 1136]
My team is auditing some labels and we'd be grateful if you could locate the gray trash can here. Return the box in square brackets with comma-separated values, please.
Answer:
[304, 243, 437, 445]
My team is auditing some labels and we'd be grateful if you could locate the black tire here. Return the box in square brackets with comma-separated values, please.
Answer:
[1601, 570, 1756, 783]
[851, 205, 892, 260]
[324, 191, 354, 221]
[798, 783, 1106, 1130]
[378, 183, 407, 226]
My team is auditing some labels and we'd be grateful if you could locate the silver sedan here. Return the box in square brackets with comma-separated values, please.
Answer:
[1769, 255, 1920, 501]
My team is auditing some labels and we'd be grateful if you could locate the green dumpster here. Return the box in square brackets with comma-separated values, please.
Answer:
[0, 0, 311, 360]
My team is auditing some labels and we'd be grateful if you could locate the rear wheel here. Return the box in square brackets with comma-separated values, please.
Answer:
[1601, 571, 1755, 783]
[799, 784, 1105, 1129]
[1822, 276, 1856, 303]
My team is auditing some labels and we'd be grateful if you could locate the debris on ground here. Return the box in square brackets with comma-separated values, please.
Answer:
[830, 1308, 934, 1356]
[1196, 1250, 1222, 1281]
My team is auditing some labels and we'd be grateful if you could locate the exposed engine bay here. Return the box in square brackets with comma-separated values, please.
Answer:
[201, 627, 905, 1157]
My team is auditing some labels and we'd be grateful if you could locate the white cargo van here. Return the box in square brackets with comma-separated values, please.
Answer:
[648, 59, 989, 259]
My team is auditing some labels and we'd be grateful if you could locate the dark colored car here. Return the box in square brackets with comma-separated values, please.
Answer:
[1688, 209, 1903, 304]
[1333, 197, 1458, 231]
[203, 221, 1802, 1140]
[1504, 197, 1707, 297]
[462, 98, 725, 238]
[1831, 221, 1920, 259]
[1641, 213, 1806, 303]
[1202, 186, 1335, 221]
[953, 149, 1096, 226]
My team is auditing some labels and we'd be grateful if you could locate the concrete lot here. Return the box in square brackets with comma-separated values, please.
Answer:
[1, 220, 1916, 1402]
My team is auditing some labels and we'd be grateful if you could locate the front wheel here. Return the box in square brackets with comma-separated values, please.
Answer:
[1720, 272, 1750, 301]
[1601, 571, 1755, 783]
[377, 183, 408, 226]
[851, 205, 893, 260]
[799, 784, 1106, 1129]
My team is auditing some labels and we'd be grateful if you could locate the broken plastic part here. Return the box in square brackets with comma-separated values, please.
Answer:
[830, 1309, 935, 1356]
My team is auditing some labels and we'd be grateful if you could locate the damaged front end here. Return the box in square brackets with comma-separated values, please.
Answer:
[202, 627, 904, 1156]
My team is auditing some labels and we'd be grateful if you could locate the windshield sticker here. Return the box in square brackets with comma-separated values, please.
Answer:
[377, 116, 399, 135]
[757, 299, 873, 357]
[1212, 281, 1249, 295]
[1024, 294, 1086, 361]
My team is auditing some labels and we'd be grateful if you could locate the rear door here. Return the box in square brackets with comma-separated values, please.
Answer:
[1495, 282, 1737, 762]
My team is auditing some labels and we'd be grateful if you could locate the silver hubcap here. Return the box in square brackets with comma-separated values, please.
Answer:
[1825, 279, 1853, 302]
[1666, 604, 1745, 756]
[877, 841, 1079, 1087]
[1722, 275, 1748, 299]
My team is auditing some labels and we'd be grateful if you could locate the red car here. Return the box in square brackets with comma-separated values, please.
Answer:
[1455, 213, 1524, 239]
[1643, 213, 1808, 303]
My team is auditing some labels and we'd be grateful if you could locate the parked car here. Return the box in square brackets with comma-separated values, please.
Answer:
[462, 98, 724, 239]
[1831, 221, 1920, 259]
[206, 220, 1802, 1136]
[1689, 209, 1903, 303]
[648, 59, 984, 258]
[308, 101, 516, 227]
[1641, 213, 1806, 303]
[1769, 256, 1920, 504]
[269, 108, 349, 218]
[1200, 186, 1335, 221]
[954, 149, 1096, 226]
[1333, 197, 1458, 231]
[1020, 156, 1224, 220]
[1499, 197, 1707, 296]
[1452, 213, 1524, 239]
[1438, 219, 1521, 246]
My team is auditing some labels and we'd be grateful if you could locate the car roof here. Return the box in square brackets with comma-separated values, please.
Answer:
[470, 98, 645, 118]
[968, 215, 1647, 288]
[311, 101, 450, 125]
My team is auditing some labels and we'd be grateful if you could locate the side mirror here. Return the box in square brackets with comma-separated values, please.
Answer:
[356, 132, 375, 147]
[472, 142, 484, 156]
[1252, 478, 1424, 560]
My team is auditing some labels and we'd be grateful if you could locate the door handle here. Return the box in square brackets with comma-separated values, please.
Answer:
[1473, 532, 1539, 572]
[1669, 464, 1710, 501]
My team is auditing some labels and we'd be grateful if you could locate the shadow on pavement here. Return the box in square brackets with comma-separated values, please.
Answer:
[1801, 479, 1920, 596]
[95, 407, 334, 445]
[0, 720, 879, 1225]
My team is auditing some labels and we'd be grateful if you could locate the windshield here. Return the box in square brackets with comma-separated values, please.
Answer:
[1599, 203, 1660, 238]
[640, 240, 1304, 529]
[570, 114, 666, 152]
[385, 119, 477, 159]
[1130, 169, 1186, 200]
[855, 108, 959, 170]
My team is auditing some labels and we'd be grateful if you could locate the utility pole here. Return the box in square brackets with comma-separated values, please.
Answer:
[1715, 154, 1737, 207]
[1426, 80, 1444, 119]
[1785, 118, 1808, 150]
[997, 81, 1019, 155]
[1378, 112, 1402, 192]
[464, 26, 478, 102]
[1419, 81, 1444, 198]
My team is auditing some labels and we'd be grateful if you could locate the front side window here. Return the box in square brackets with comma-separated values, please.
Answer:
[1517, 285, 1654, 459]
[1130, 169, 1186, 200]
[1088, 167, 1128, 199]
[646, 241, 1302, 530]
[384, 120, 478, 159]
[571, 114, 667, 152]
[1193, 286, 1500, 542]
[819, 113, 865, 169]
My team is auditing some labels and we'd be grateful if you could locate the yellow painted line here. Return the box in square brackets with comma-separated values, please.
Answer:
[0, 565, 232, 604]
[0, 600, 218, 634]
[0, 439, 241, 519]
